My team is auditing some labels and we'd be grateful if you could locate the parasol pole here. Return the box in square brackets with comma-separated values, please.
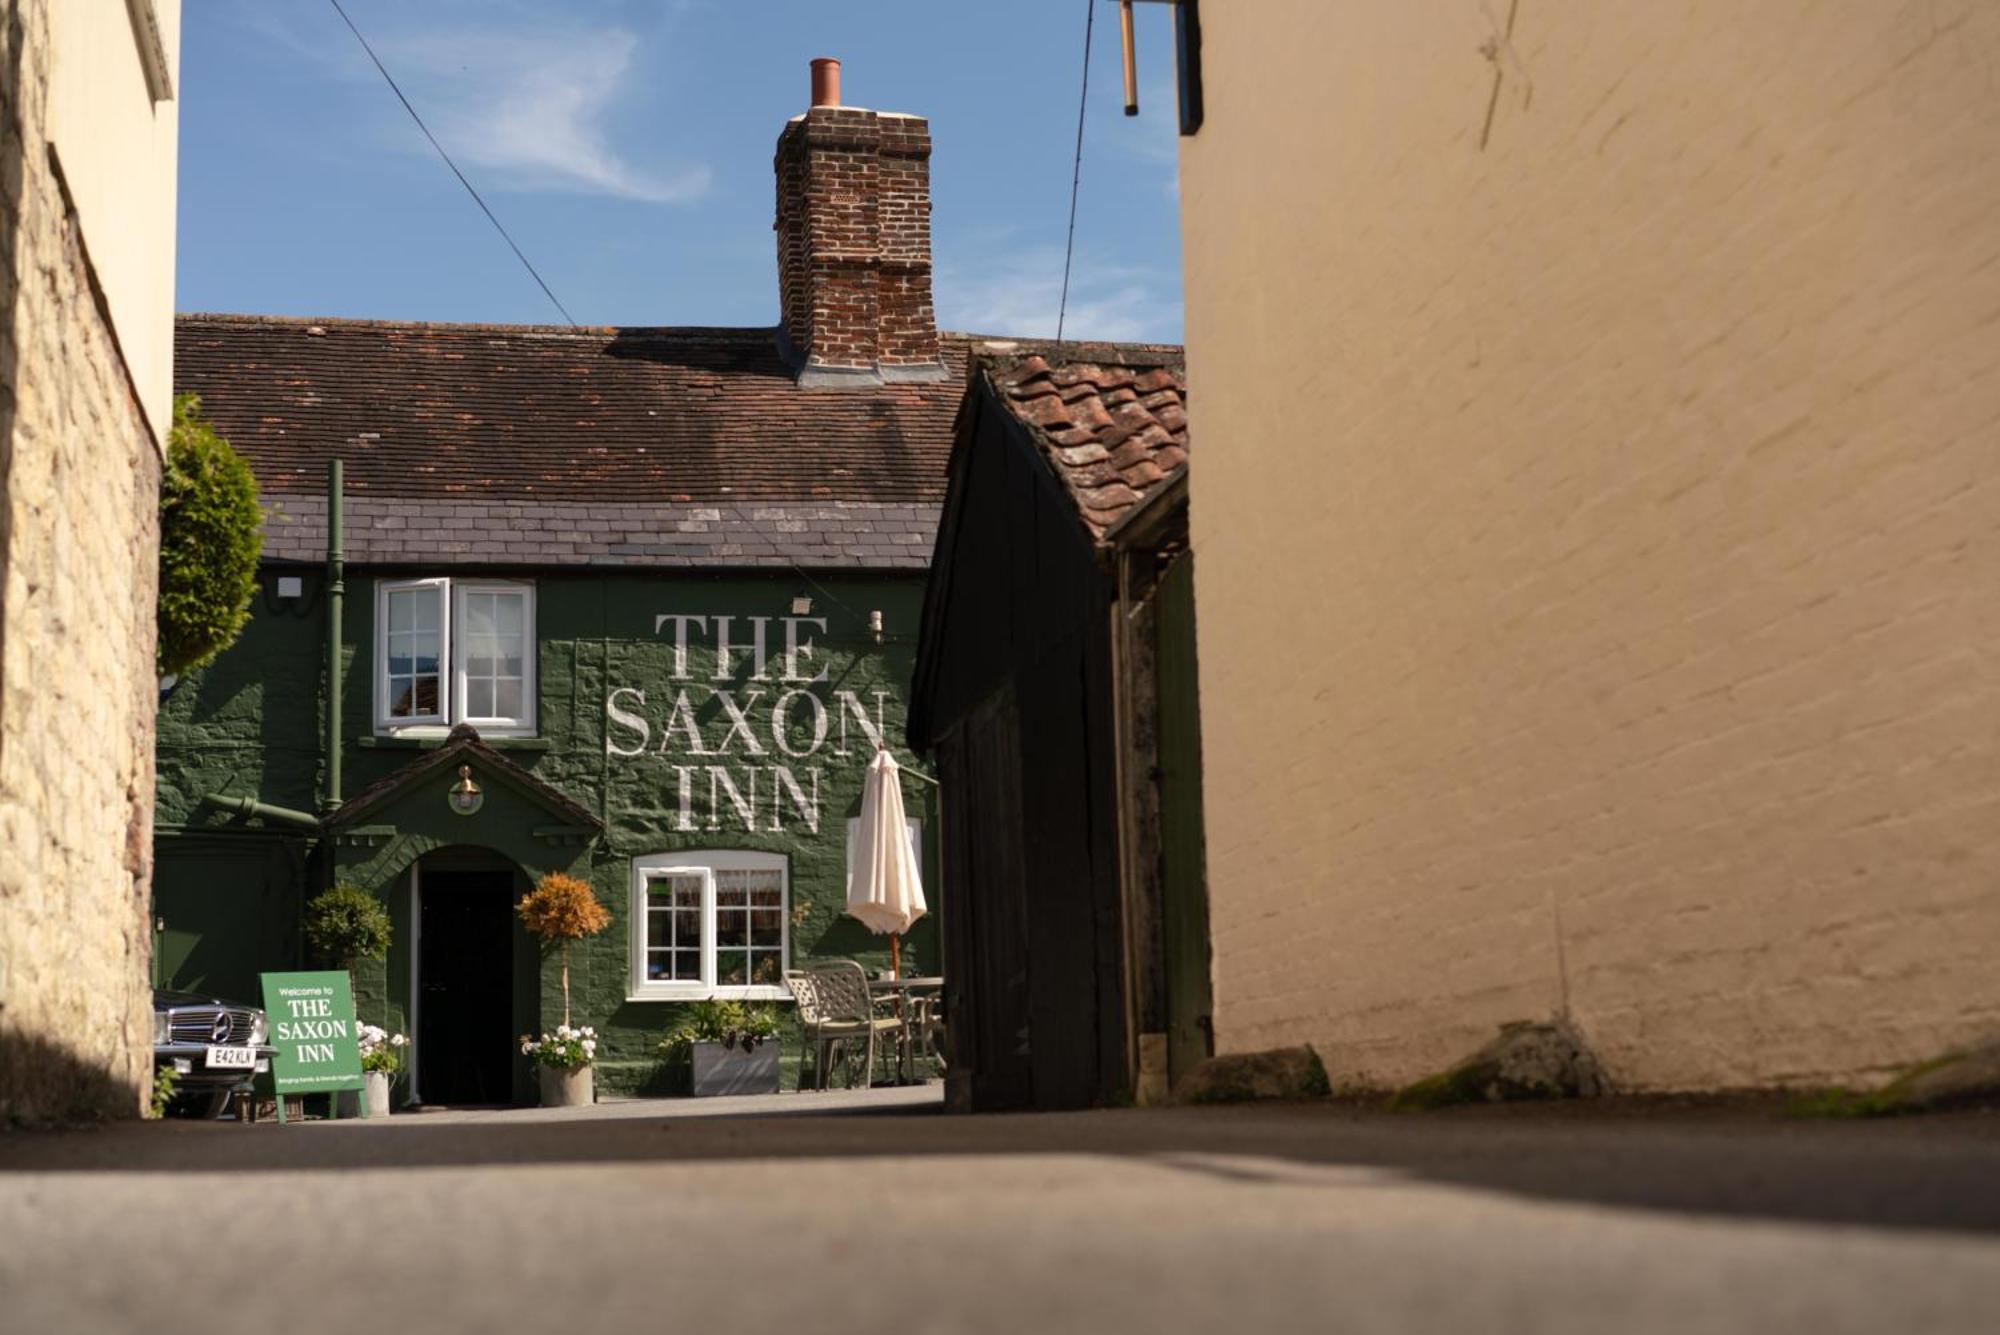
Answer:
[881, 742, 903, 981]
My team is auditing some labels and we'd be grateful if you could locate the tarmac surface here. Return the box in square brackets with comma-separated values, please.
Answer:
[4, 1088, 1999, 1335]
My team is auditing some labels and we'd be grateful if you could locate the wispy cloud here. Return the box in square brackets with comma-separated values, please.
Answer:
[241, 0, 711, 205]
[381, 27, 710, 204]
[937, 244, 1181, 345]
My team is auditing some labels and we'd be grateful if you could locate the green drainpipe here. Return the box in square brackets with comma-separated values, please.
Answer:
[325, 459, 344, 815]
[197, 793, 322, 831]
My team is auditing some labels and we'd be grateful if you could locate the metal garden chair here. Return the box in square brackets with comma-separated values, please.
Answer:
[786, 960, 904, 1090]
[905, 989, 947, 1078]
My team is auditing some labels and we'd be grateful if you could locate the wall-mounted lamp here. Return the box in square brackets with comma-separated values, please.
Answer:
[869, 609, 884, 644]
[791, 593, 814, 616]
[276, 576, 303, 599]
[448, 765, 484, 816]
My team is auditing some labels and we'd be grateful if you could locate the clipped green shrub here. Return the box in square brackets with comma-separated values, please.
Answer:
[304, 885, 393, 972]
[157, 393, 262, 677]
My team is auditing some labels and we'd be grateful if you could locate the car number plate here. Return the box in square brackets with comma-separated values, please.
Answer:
[206, 1045, 256, 1070]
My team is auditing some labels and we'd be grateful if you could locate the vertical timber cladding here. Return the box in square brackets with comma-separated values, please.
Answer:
[1152, 554, 1214, 1086]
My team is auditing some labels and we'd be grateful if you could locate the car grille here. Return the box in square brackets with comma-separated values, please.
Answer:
[167, 1007, 258, 1045]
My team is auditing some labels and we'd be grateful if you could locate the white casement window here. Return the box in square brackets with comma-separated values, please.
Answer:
[628, 850, 789, 1002]
[378, 578, 448, 727]
[374, 578, 535, 735]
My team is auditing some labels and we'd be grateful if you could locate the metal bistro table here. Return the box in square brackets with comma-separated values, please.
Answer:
[868, 975, 943, 1085]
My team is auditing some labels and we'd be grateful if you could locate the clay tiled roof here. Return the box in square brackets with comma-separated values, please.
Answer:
[981, 346, 1188, 541]
[174, 314, 980, 569]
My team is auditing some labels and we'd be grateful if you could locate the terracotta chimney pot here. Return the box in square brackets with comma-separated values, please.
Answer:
[811, 58, 841, 108]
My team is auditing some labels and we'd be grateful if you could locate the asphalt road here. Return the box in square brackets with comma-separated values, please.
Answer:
[3, 1089, 1999, 1335]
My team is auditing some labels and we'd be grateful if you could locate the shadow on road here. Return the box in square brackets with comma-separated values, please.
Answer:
[6, 1096, 1999, 1239]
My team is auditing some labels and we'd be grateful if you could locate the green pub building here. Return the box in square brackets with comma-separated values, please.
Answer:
[153, 68, 988, 1102]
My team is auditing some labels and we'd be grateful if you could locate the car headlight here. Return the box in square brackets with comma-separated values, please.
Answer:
[248, 1014, 269, 1046]
[152, 1011, 171, 1045]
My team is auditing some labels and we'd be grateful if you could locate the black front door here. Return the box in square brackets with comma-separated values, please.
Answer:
[418, 870, 515, 1105]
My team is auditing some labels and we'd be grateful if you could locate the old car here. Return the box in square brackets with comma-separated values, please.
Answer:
[153, 988, 277, 1118]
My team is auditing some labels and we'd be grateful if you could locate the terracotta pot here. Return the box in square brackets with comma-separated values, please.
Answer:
[538, 1064, 594, 1107]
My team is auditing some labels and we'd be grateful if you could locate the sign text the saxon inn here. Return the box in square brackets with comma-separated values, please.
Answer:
[603, 613, 895, 834]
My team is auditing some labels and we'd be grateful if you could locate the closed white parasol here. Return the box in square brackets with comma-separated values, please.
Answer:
[846, 747, 928, 973]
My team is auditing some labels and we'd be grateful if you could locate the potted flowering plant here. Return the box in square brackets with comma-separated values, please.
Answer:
[357, 1024, 407, 1116]
[521, 1024, 597, 1107]
[333, 1023, 407, 1118]
[516, 872, 612, 1107]
[660, 1001, 783, 1098]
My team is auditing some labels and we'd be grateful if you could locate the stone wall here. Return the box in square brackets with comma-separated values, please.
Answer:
[1179, 2, 2000, 1091]
[0, 0, 162, 1123]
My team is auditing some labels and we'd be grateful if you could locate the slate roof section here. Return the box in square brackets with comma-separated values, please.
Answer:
[259, 495, 936, 569]
[981, 347, 1189, 541]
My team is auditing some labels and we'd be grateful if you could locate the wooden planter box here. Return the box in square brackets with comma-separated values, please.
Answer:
[690, 1040, 780, 1097]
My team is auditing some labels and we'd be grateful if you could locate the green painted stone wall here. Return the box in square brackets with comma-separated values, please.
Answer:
[155, 567, 939, 1100]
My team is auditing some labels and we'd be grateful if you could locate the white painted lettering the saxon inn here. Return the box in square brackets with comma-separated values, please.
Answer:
[606, 611, 899, 834]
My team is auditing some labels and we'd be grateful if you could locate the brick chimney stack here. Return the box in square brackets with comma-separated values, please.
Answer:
[774, 59, 946, 387]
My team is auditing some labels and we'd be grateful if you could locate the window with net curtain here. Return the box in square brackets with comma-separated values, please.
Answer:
[374, 578, 535, 734]
[628, 850, 789, 1001]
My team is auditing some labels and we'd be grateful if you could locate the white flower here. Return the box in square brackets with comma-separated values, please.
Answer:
[390, 1033, 408, 1047]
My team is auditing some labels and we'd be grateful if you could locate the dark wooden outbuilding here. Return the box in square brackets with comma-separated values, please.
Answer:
[910, 346, 1210, 1112]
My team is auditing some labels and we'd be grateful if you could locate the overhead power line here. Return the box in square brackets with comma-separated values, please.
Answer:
[325, 0, 579, 327]
[1056, 0, 1097, 344]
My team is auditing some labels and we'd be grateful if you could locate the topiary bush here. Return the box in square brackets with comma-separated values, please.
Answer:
[517, 872, 612, 1027]
[157, 393, 262, 677]
[304, 885, 394, 974]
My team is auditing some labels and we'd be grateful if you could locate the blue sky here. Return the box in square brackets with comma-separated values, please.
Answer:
[177, 0, 1185, 343]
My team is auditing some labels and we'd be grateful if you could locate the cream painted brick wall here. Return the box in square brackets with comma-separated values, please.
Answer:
[1179, 2, 2000, 1091]
[0, 0, 161, 1122]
